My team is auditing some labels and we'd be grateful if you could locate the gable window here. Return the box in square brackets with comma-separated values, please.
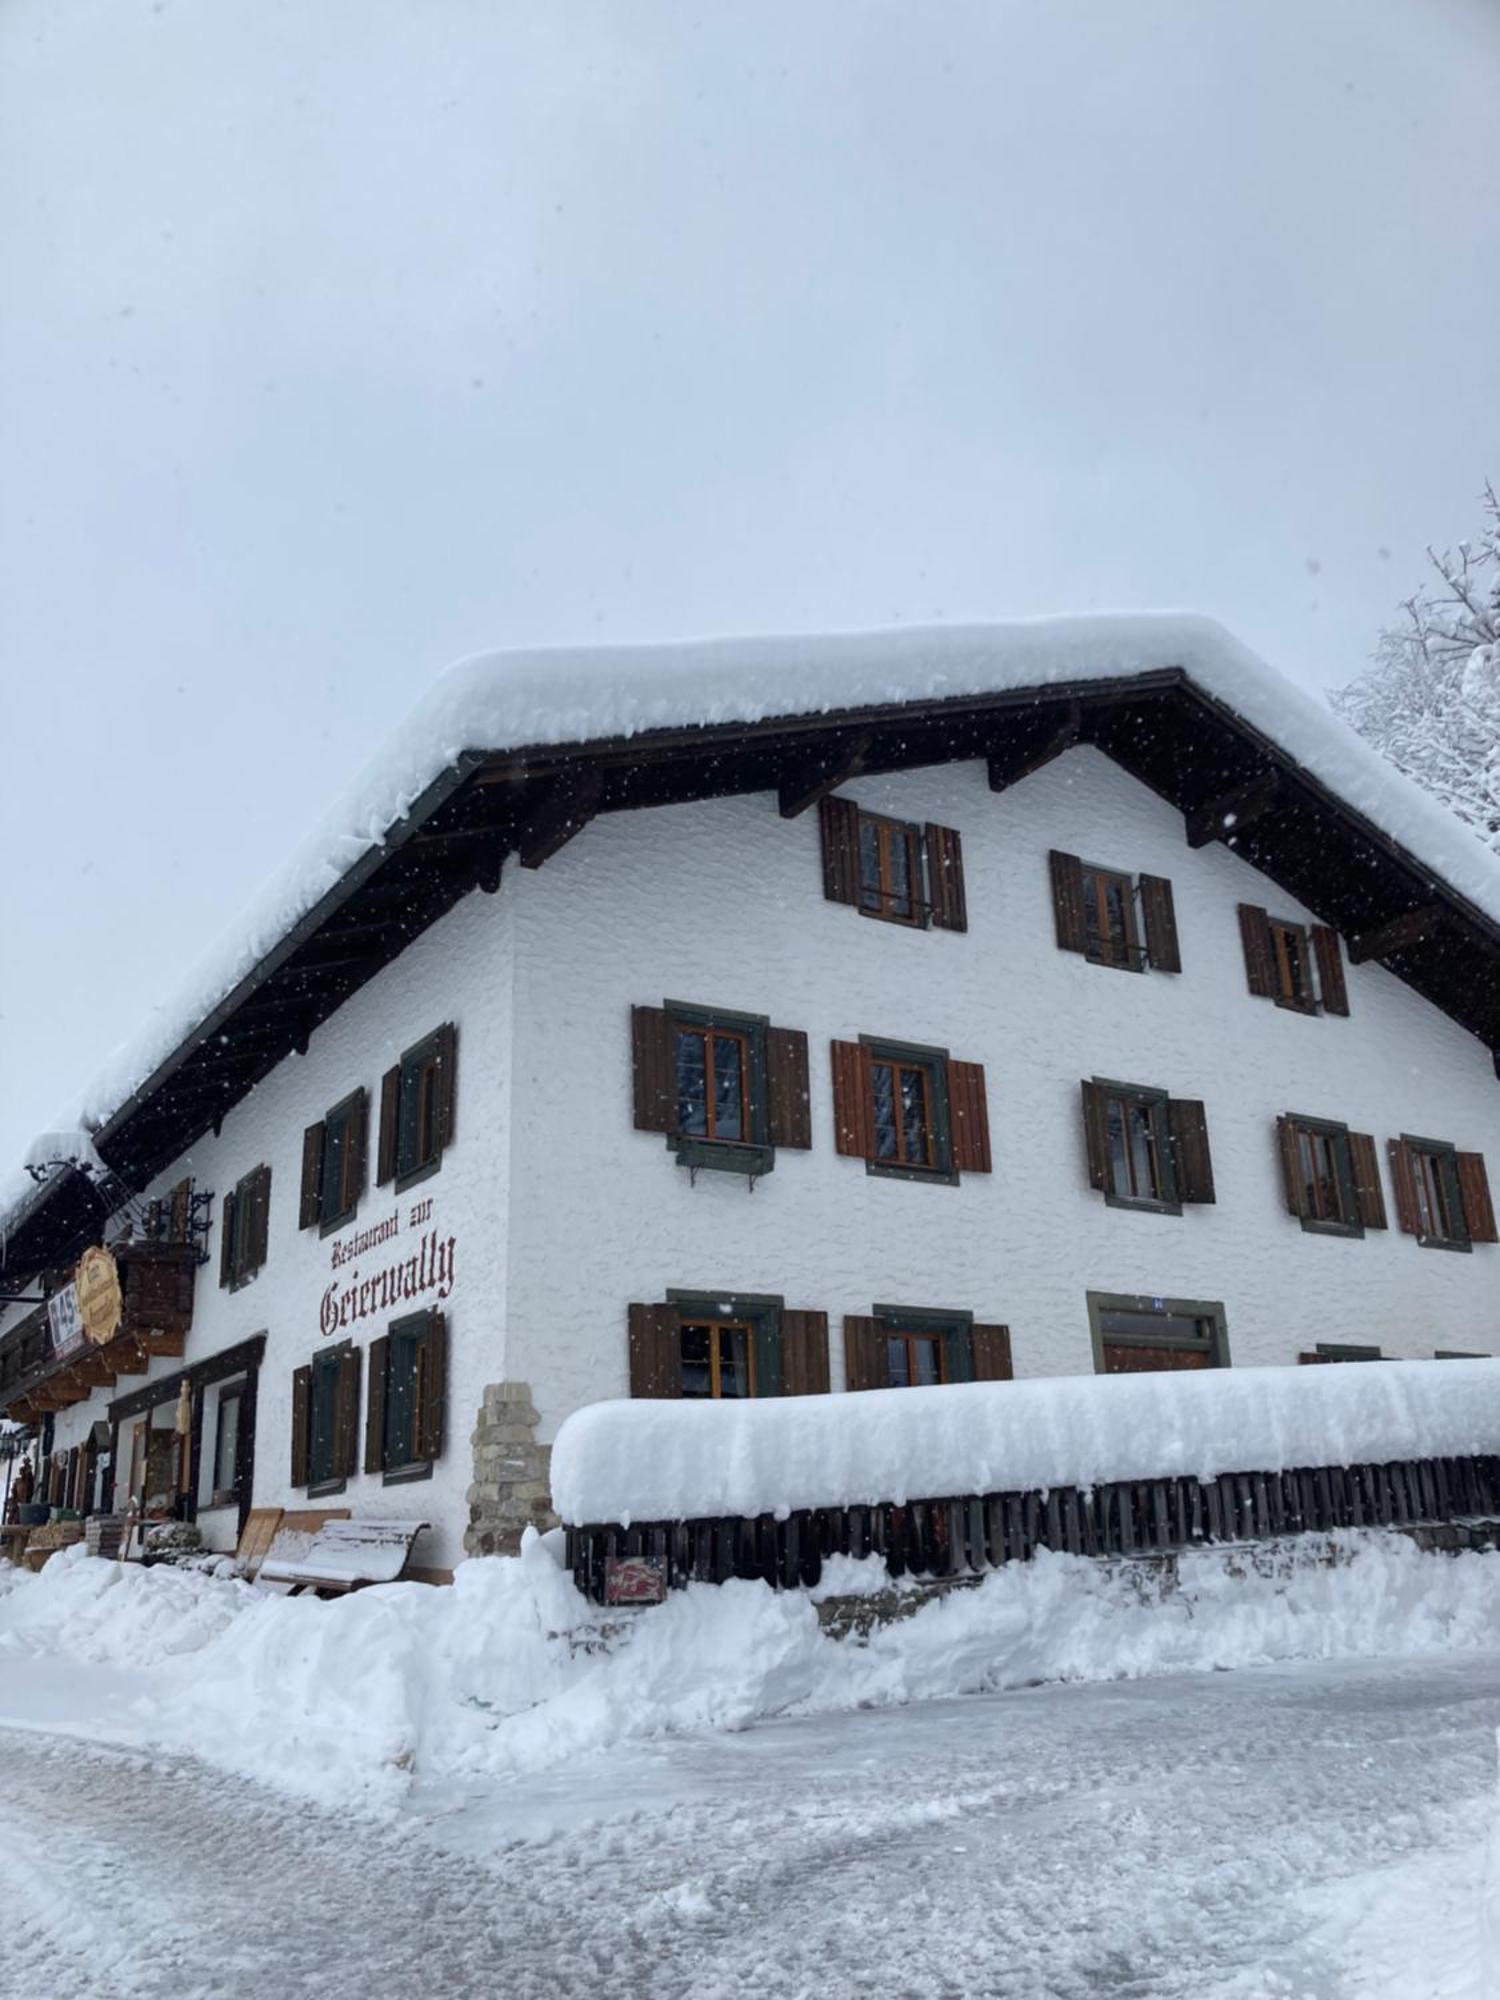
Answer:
[365, 1311, 447, 1480]
[1389, 1136, 1497, 1252]
[631, 1003, 810, 1177]
[1238, 906, 1349, 1016]
[1080, 1080, 1215, 1212]
[377, 1025, 457, 1193]
[818, 795, 967, 932]
[1087, 1293, 1230, 1373]
[843, 1308, 1013, 1390]
[1048, 853, 1181, 973]
[290, 1341, 361, 1495]
[831, 1037, 990, 1183]
[218, 1164, 271, 1290]
[627, 1295, 832, 1399]
[299, 1089, 369, 1235]
[1274, 1114, 1385, 1238]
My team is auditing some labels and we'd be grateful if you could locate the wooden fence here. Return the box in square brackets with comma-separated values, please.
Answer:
[565, 1451, 1500, 1604]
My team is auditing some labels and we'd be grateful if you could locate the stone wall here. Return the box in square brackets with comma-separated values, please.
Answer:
[464, 1379, 557, 1557]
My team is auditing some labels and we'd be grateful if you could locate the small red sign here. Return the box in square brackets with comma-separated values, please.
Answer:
[605, 1556, 668, 1606]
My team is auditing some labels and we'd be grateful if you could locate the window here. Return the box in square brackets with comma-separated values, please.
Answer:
[1238, 906, 1349, 1016]
[843, 1309, 1013, 1390]
[377, 1025, 457, 1193]
[366, 1312, 446, 1479]
[299, 1089, 369, 1234]
[1081, 1080, 1215, 1211]
[627, 1297, 832, 1399]
[1049, 853, 1181, 973]
[680, 1317, 756, 1398]
[884, 1328, 945, 1387]
[1389, 1136, 1497, 1252]
[212, 1387, 243, 1506]
[631, 1003, 811, 1176]
[218, 1164, 271, 1290]
[290, 1342, 360, 1493]
[818, 796, 968, 932]
[1274, 1114, 1384, 1238]
[1087, 1293, 1230, 1373]
[831, 1036, 991, 1182]
[1298, 1344, 1383, 1363]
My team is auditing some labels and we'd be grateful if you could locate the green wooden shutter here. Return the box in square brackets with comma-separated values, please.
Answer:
[947, 1060, 992, 1173]
[290, 1366, 311, 1488]
[766, 1028, 812, 1149]
[365, 1336, 389, 1475]
[418, 1312, 447, 1461]
[631, 1006, 675, 1133]
[1457, 1152, 1498, 1244]
[924, 823, 968, 933]
[299, 1123, 325, 1230]
[1312, 927, 1349, 1015]
[830, 1041, 874, 1159]
[376, 1065, 400, 1186]
[781, 1310, 830, 1396]
[1048, 851, 1087, 953]
[842, 1316, 888, 1392]
[1080, 1080, 1109, 1191]
[1139, 875, 1181, 973]
[1387, 1138, 1420, 1234]
[245, 1165, 271, 1272]
[970, 1324, 1014, 1381]
[628, 1303, 682, 1399]
[1167, 1099, 1216, 1203]
[218, 1187, 238, 1288]
[819, 795, 861, 905]
[1347, 1132, 1387, 1229]
[333, 1345, 362, 1480]
[1238, 905, 1277, 998]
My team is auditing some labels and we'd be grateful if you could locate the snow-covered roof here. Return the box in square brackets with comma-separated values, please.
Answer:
[8, 613, 1500, 1259]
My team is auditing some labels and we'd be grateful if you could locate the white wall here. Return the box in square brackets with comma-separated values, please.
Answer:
[504, 748, 1500, 1439]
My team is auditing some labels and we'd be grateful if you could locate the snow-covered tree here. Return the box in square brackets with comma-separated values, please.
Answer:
[1332, 486, 1500, 850]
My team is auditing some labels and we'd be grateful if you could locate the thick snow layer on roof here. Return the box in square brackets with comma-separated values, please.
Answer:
[20, 612, 1500, 1185]
[549, 1358, 1500, 1524]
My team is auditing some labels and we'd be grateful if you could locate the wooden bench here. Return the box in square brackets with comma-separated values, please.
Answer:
[255, 1517, 430, 1596]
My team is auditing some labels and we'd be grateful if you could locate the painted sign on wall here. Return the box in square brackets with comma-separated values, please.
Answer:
[320, 1196, 456, 1339]
[47, 1283, 83, 1357]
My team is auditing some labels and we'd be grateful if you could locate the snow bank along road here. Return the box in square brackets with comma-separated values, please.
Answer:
[1, 1648, 1497, 2000]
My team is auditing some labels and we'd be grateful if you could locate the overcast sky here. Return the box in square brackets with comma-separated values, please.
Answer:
[2, 0, 1498, 1174]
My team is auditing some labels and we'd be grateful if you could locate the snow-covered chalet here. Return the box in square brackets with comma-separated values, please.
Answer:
[3, 616, 1499, 1580]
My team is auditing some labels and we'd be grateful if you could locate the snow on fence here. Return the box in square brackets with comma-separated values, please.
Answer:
[553, 1360, 1500, 1603]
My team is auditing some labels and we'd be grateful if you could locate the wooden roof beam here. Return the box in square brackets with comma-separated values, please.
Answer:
[777, 732, 873, 819]
[987, 702, 1084, 795]
[1347, 902, 1448, 965]
[518, 768, 603, 870]
[1185, 771, 1282, 849]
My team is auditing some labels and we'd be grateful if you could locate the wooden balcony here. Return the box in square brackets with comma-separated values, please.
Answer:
[0, 1242, 198, 1423]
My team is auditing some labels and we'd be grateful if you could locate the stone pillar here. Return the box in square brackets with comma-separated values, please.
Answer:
[464, 1380, 557, 1557]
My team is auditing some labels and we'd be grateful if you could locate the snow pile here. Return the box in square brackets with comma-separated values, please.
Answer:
[551, 1358, 1500, 1525]
[1, 1529, 1498, 1815]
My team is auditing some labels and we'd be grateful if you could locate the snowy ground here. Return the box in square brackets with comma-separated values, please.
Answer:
[0, 1644, 1496, 1999]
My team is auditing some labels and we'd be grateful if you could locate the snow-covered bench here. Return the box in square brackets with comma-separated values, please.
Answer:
[256, 1517, 429, 1596]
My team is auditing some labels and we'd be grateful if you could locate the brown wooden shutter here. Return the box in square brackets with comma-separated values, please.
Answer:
[819, 794, 861, 905]
[1049, 851, 1087, 953]
[433, 1023, 458, 1149]
[781, 1310, 830, 1396]
[631, 1006, 675, 1133]
[842, 1315, 888, 1392]
[333, 1345, 362, 1480]
[169, 1177, 192, 1243]
[628, 1303, 682, 1399]
[1312, 927, 1349, 1016]
[345, 1088, 369, 1211]
[766, 1028, 812, 1149]
[364, 1336, 389, 1475]
[1388, 1137, 1420, 1235]
[1080, 1080, 1109, 1191]
[1139, 875, 1181, 973]
[376, 1065, 400, 1185]
[1238, 904, 1277, 998]
[418, 1312, 447, 1460]
[218, 1187, 237, 1287]
[971, 1324, 1013, 1381]
[947, 1060, 992, 1174]
[1276, 1115, 1308, 1217]
[298, 1123, 324, 1230]
[290, 1366, 311, 1487]
[1457, 1152, 1499, 1243]
[1167, 1099, 1216, 1203]
[1347, 1133, 1387, 1229]
[831, 1041, 874, 1159]
[925, 823, 968, 933]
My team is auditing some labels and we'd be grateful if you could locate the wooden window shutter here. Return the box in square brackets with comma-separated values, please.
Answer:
[947, 1060, 992, 1173]
[1347, 1133, 1387, 1229]
[925, 823, 968, 933]
[299, 1122, 325, 1230]
[819, 794, 861, 905]
[1238, 905, 1277, 998]
[830, 1040, 874, 1159]
[418, 1312, 447, 1460]
[1457, 1153, 1499, 1243]
[1387, 1138, 1420, 1235]
[364, 1336, 389, 1475]
[842, 1315, 888, 1392]
[628, 1303, 682, 1400]
[1276, 1116, 1309, 1217]
[245, 1165, 271, 1270]
[346, 1088, 370, 1209]
[766, 1027, 812, 1149]
[290, 1366, 311, 1487]
[970, 1324, 1013, 1382]
[218, 1187, 237, 1287]
[376, 1065, 400, 1185]
[1312, 927, 1349, 1016]
[1167, 1100, 1216, 1203]
[433, 1023, 459, 1149]
[169, 1177, 192, 1242]
[781, 1310, 830, 1396]
[631, 1006, 675, 1133]
[333, 1345, 362, 1480]
[1139, 875, 1181, 973]
[1048, 851, 1087, 954]
[1080, 1080, 1109, 1191]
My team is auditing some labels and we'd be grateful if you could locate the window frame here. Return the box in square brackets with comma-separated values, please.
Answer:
[1079, 862, 1144, 972]
[317, 1091, 365, 1236]
[666, 1289, 784, 1398]
[222, 1165, 269, 1291]
[1310, 1342, 1384, 1362]
[856, 809, 927, 928]
[211, 1384, 244, 1507]
[306, 1344, 347, 1497]
[1086, 1291, 1231, 1373]
[1401, 1133, 1472, 1253]
[873, 1304, 975, 1385]
[1092, 1077, 1181, 1215]
[858, 1036, 955, 1185]
[1283, 1112, 1363, 1238]
[1268, 917, 1317, 1012]
[664, 1001, 773, 1178]
[379, 1311, 442, 1484]
[392, 1030, 447, 1193]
